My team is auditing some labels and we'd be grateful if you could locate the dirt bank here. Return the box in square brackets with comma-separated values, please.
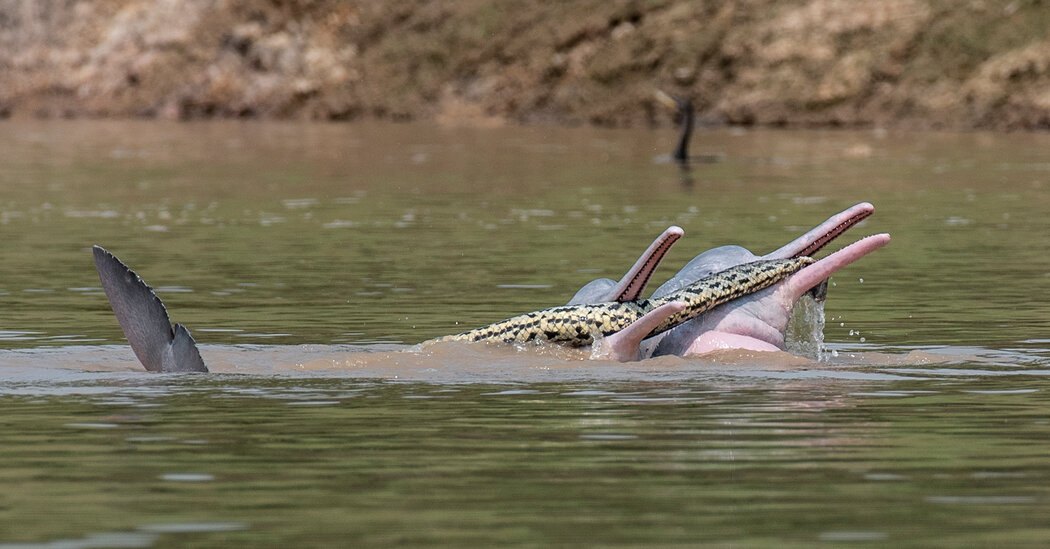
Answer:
[3, 0, 1050, 130]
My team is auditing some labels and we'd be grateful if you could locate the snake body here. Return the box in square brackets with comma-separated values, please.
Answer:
[429, 257, 813, 347]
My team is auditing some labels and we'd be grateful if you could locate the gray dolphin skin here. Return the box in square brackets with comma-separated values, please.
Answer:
[93, 246, 208, 373]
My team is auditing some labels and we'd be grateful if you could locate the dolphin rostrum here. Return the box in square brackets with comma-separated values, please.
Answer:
[567, 225, 683, 305]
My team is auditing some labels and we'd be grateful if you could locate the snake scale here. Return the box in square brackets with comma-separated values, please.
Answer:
[429, 257, 813, 347]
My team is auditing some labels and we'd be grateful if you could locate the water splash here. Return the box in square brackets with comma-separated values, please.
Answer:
[784, 294, 826, 360]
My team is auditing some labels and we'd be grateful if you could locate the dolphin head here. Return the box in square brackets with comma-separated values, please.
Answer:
[649, 233, 889, 356]
[646, 203, 883, 357]
[567, 203, 884, 361]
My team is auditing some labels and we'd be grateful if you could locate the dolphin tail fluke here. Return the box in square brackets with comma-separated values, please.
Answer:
[170, 322, 207, 372]
[92, 246, 208, 373]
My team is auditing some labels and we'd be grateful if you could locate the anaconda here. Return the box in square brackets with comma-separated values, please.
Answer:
[429, 257, 813, 348]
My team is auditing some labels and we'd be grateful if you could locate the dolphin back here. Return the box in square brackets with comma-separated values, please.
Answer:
[567, 278, 617, 305]
[653, 245, 759, 297]
[93, 246, 207, 373]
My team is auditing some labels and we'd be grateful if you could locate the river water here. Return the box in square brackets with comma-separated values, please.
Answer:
[0, 121, 1048, 546]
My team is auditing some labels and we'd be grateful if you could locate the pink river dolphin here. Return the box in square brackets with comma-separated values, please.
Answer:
[577, 203, 889, 361]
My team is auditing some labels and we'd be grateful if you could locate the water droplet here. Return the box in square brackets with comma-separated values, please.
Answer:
[161, 473, 214, 482]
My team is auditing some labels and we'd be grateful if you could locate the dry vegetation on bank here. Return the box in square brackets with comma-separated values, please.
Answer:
[3, 0, 1050, 130]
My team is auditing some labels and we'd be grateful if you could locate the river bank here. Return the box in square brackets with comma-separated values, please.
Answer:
[3, 0, 1050, 130]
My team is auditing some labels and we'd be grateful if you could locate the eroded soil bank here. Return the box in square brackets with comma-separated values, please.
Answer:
[3, 0, 1050, 130]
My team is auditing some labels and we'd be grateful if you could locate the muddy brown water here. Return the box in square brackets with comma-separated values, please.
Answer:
[0, 121, 1048, 546]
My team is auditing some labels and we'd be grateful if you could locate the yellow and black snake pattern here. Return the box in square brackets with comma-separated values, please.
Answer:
[429, 257, 813, 347]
